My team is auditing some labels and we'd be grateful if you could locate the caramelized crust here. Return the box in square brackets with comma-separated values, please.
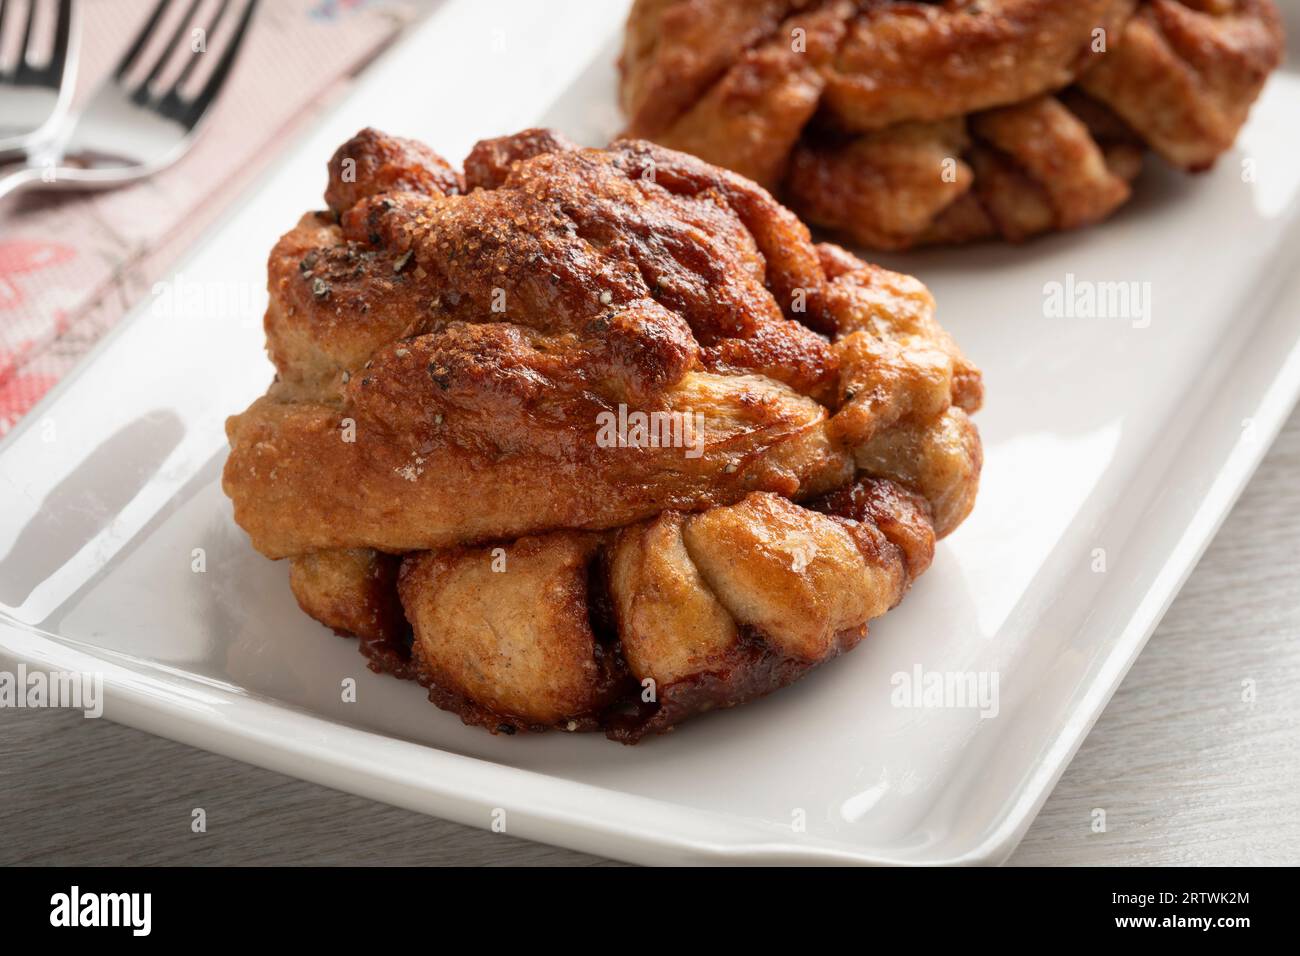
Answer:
[682, 493, 888, 660]
[820, 0, 1135, 131]
[619, 0, 805, 139]
[602, 477, 934, 741]
[225, 128, 984, 741]
[289, 548, 406, 644]
[398, 533, 627, 732]
[464, 128, 579, 190]
[609, 512, 741, 687]
[635, 0, 853, 189]
[619, 0, 1283, 249]
[227, 131, 980, 557]
[324, 127, 463, 216]
[786, 120, 974, 252]
[391, 476, 937, 742]
[788, 89, 1148, 248]
[227, 373, 851, 558]
[1078, 0, 1284, 171]
[853, 407, 983, 539]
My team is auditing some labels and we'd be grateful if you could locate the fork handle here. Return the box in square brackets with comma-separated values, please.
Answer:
[0, 166, 53, 204]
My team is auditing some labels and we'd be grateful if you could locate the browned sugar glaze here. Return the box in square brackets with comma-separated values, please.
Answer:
[619, 0, 1284, 249]
[224, 128, 983, 741]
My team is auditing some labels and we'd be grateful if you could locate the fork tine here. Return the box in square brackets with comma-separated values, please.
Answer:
[13, 0, 38, 78]
[134, 0, 203, 100]
[49, 0, 76, 75]
[168, 0, 232, 97]
[0, 2, 11, 74]
[114, 0, 171, 81]
[177, 0, 256, 128]
[10, 0, 76, 86]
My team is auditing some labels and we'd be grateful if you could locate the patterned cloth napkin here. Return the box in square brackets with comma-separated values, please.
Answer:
[0, 0, 427, 434]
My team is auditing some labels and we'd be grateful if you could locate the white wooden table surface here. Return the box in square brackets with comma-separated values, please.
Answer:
[2, 405, 1298, 866]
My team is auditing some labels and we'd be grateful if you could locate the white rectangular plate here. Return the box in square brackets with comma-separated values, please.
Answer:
[3, 0, 1299, 865]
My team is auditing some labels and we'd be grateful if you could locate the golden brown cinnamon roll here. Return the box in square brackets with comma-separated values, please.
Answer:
[223, 128, 983, 742]
[619, 0, 1283, 249]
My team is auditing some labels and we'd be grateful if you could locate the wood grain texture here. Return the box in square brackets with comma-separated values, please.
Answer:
[3, 410, 1299, 867]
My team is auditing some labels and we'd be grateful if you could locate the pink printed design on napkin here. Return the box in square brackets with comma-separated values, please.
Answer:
[0, 241, 76, 311]
[0, 371, 60, 428]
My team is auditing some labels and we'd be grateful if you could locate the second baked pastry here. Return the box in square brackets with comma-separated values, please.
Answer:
[619, 0, 1284, 249]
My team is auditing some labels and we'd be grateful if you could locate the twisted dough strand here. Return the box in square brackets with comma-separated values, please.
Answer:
[227, 128, 982, 741]
[620, 0, 1283, 249]
[392, 476, 935, 741]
